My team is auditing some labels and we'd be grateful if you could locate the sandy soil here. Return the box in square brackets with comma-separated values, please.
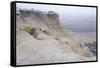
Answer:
[16, 30, 96, 65]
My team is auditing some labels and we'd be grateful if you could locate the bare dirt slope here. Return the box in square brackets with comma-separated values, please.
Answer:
[16, 9, 96, 65]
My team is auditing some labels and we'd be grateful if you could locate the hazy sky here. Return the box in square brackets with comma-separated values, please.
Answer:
[16, 3, 96, 23]
[16, 3, 96, 32]
[16, 3, 96, 16]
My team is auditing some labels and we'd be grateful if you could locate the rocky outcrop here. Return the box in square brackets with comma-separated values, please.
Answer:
[17, 9, 66, 37]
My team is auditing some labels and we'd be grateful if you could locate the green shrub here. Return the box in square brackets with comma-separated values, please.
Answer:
[17, 23, 37, 38]
[17, 23, 33, 33]
[30, 28, 37, 38]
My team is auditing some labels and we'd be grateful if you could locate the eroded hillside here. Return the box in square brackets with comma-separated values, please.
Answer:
[16, 9, 96, 65]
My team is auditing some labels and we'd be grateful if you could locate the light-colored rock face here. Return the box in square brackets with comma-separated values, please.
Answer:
[16, 9, 96, 65]
[17, 9, 66, 37]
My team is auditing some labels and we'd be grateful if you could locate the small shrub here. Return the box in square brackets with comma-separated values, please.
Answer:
[17, 23, 33, 33]
[30, 28, 37, 38]
[17, 23, 37, 38]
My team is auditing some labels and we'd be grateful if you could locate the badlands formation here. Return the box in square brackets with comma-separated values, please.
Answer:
[16, 9, 96, 65]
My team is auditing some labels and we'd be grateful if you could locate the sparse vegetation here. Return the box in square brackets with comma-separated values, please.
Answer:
[30, 28, 37, 38]
[84, 41, 96, 56]
[17, 23, 37, 38]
